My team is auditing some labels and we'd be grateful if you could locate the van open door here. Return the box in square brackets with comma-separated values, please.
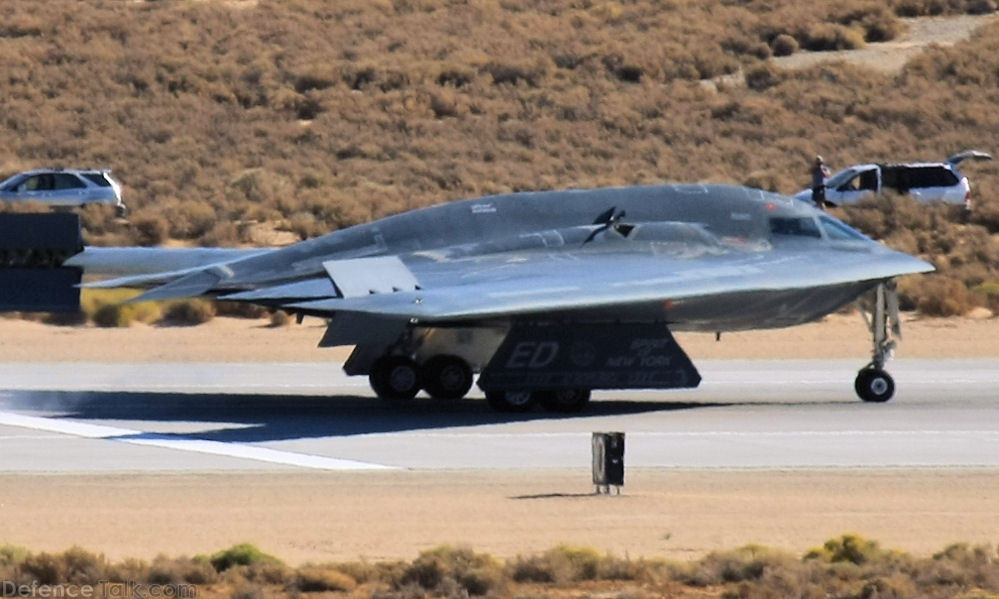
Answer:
[947, 150, 992, 166]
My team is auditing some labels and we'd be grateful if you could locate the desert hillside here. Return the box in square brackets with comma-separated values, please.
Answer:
[1, 0, 999, 314]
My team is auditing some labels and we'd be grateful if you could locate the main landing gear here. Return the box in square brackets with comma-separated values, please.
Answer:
[368, 354, 591, 412]
[368, 354, 474, 402]
[855, 281, 899, 403]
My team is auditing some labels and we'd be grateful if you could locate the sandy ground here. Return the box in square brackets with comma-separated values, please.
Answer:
[1, 311, 997, 362]
[0, 470, 997, 564]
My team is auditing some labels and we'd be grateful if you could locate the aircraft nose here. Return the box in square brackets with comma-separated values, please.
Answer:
[886, 249, 935, 277]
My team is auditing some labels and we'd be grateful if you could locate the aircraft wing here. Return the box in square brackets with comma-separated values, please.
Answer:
[66, 247, 273, 288]
[281, 244, 933, 324]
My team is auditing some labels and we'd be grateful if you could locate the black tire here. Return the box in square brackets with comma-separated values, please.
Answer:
[421, 355, 473, 400]
[484, 389, 536, 412]
[538, 389, 591, 413]
[854, 368, 895, 403]
[369, 356, 421, 400]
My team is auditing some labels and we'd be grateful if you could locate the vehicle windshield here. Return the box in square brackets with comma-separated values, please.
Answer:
[824, 167, 859, 189]
[819, 215, 869, 241]
[0, 174, 26, 192]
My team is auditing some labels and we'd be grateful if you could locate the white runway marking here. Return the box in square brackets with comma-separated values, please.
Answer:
[0, 411, 395, 471]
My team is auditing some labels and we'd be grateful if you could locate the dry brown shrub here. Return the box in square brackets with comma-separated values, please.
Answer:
[144, 555, 217, 585]
[160, 299, 216, 326]
[834, 3, 904, 42]
[6, 540, 999, 597]
[968, 0, 998, 13]
[19, 547, 106, 585]
[132, 214, 169, 246]
[679, 545, 798, 587]
[900, 274, 977, 315]
[890, 0, 995, 15]
[199, 221, 246, 247]
[744, 63, 782, 92]
[295, 565, 358, 592]
[268, 310, 291, 327]
[42, 311, 88, 326]
[92, 304, 131, 328]
[771, 34, 799, 56]
[801, 23, 866, 51]
[215, 301, 268, 319]
[397, 546, 505, 597]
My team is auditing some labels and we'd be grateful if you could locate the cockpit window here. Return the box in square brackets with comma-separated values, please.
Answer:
[819, 215, 869, 241]
[769, 217, 821, 238]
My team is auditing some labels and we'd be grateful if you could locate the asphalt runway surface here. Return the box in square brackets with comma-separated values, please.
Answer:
[0, 359, 997, 472]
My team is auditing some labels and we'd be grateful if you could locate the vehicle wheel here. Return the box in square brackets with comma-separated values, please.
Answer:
[116, 205, 128, 218]
[369, 356, 421, 400]
[854, 368, 894, 403]
[421, 355, 473, 400]
[484, 390, 537, 412]
[537, 389, 591, 413]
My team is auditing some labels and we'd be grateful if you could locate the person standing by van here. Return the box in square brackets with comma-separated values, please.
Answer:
[811, 155, 830, 210]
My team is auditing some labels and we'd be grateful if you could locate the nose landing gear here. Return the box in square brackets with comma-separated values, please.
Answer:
[855, 367, 894, 403]
[855, 281, 900, 403]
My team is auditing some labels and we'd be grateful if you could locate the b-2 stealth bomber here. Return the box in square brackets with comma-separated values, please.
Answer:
[6, 183, 933, 412]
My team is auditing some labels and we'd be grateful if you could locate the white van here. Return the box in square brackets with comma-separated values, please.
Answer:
[794, 150, 992, 209]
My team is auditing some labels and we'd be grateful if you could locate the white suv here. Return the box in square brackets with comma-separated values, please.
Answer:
[0, 168, 127, 217]
[794, 150, 992, 209]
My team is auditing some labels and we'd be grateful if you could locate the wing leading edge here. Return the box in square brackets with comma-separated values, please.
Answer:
[283, 243, 933, 325]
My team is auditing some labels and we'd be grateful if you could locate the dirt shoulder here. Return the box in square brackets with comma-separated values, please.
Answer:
[0, 312, 996, 363]
[1, 469, 996, 564]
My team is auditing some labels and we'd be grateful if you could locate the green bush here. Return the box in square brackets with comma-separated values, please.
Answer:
[83, 289, 163, 328]
[804, 534, 891, 566]
[0, 544, 29, 566]
[208, 544, 280, 573]
[973, 281, 999, 313]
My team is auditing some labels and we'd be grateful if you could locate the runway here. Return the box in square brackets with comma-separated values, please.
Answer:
[1, 359, 997, 472]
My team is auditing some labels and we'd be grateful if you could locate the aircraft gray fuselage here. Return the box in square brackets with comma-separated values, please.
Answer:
[68, 183, 932, 409]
